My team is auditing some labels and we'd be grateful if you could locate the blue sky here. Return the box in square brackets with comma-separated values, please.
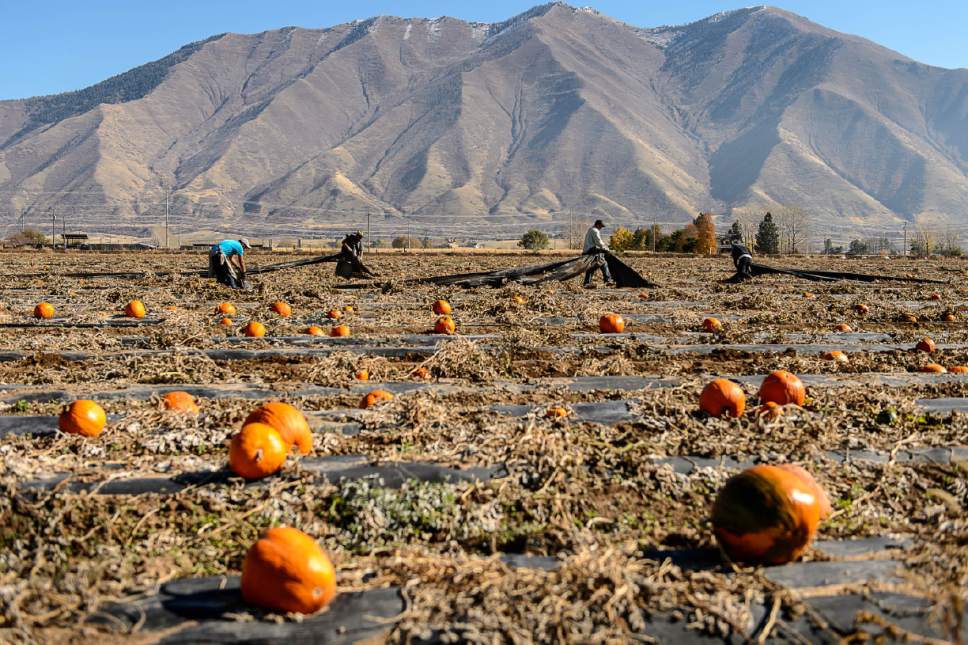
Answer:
[1, 1, 965, 100]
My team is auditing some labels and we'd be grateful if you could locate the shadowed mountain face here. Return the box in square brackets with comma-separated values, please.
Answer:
[0, 3, 966, 239]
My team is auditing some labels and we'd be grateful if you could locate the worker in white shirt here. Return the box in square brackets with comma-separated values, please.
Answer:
[582, 219, 613, 287]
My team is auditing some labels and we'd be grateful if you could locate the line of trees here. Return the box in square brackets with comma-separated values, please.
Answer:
[609, 212, 717, 254]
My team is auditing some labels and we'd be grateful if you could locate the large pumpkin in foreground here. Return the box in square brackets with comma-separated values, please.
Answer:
[241, 527, 337, 614]
[712, 464, 831, 565]
[244, 402, 312, 455]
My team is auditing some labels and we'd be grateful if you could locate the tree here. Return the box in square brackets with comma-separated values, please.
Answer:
[694, 212, 717, 255]
[3, 228, 46, 246]
[773, 207, 810, 254]
[609, 226, 634, 252]
[727, 221, 743, 243]
[391, 236, 423, 249]
[754, 212, 780, 255]
[518, 229, 550, 251]
[939, 227, 963, 257]
[911, 226, 936, 257]
[847, 239, 868, 256]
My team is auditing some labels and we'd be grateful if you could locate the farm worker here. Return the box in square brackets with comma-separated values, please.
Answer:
[209, 238, 251, 288]
[335, 230, 376, 279]
[730, 241, 754, 281]
[341, 230, 365, 259]
[582, 220, 613, 287]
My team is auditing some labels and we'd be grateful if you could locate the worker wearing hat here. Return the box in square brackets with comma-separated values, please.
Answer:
[582, 220, 613, 287]
[341, 230, 364, 259]
[209, 237, 251, 288]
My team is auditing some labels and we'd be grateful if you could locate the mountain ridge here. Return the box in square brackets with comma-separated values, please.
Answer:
[1, 3, 966, 242]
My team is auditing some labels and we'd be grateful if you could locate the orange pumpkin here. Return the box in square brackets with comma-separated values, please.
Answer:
[758, 370, 806, 406]
[702, 317, 723, 333]
[34, 302, 55, 319]
[854, 303, 869, 315]
[930, 292, 942, 301]
[712, 463, 830, 565]
[822, 350, 849, 364]
[244, 402, 312, 455]
[699, 379, 746, 418]
[915, 337, 936, 353]
[343, 305, 354, 313]
[920, 363, 947, 374]
[271, 301, 292, 317]
[942, 312, 956, 322]
[354, 369, 369, 381]
[512, 294, 527, 305]
[901, 313, 918, 323]
[329, 324, 351, 337]
[412, 366, 431, 380]
[545, 406, 570, 419]
[757, 401, 784, 420]
[124, 300, 146, 318]
[803, 292, 816, 300]
[599, 314, 625, 334]
[949, 365, 968, 374]
[360, 389, 393, 409]
[219, 317, 234, 326]
[59, 400, 107, 438]
[434, 316, 456, 335]
[305, 325, 325, 336]
[432, 299, 452, 315]
[229, 423, 287, 479]
[638, 291, 650, 301]
[163, 391, 199, 414]
[834, 323, 852, 333]
[241, 526, 337, 614]
[326, 309, 342, 320]
[244, 321, 266, 337]
[217, 302, 237, 315]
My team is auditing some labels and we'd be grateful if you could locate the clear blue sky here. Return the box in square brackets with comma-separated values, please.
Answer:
[2, 1, 965, 100]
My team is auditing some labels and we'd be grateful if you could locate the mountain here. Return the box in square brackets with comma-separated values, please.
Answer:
[1, 3, 966, 242]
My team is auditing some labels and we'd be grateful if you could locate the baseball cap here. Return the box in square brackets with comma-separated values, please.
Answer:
[239, 238, 251, 249]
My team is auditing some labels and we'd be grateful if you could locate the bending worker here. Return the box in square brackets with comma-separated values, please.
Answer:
[730, 241, 754, 282]
[341, 230, 365, 259]
[209, 238, 251, 288]
[582, 219, 613, 287]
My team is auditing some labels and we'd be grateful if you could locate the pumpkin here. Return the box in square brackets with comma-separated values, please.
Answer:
[244, 321, 266, 337]
[757, 401, 784, 420]
[434, 316, 456, 335]
[942, 312, 956, 322]
[163, 391, 199, 414]
[34, 302, 55, 319]
[343, 305, 354, 313]
[545, 406, 570, 419]
[124, 300, 146, 318]
[412, 366, 431, 380]
[329, 324, 351, 337]
[920, 363, 947, 374]
[360, 389, 393, 409]
[702, 317, 723, 333]
[834, 323, 852, 333]
[822, 350, 849, 364]
[854, 303, 869, 315]
[326, 309, 342, 320]
[219, 317, 233, 326]
[244, 402, 312, 455]
[699, 379, 746, 418]
[354, 369, 369, 381]
[512, 294, 527, 305]
[59, 400, 107, 437]
[930, 292, 942, 301]
[432, 299, 452, 315]
[901, 313, 918, 323]
[758, 370, 806, 406]
[803, 292, 816, 300]
[638, 291, 650, 301]
[599, 314, 625, 334]
[949, 365, 968, 374]
[229, 423, 287, 479]
[712, 464, 830, 565]
[915, 337, 936, 353]
[305, 325, 325, 336]
[240, 526, 337, 614]
[271, 301, 292, 317]
[217, 302, 237, 315]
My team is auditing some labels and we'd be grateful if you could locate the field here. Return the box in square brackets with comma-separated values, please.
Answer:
[1, 249, 966, 643]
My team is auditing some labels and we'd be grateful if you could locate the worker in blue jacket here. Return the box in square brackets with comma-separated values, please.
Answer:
[209, 238, 251, 288]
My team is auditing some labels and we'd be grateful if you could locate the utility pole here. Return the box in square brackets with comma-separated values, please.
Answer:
[652, 218, 656, 253]
[407, 217, 411, 252]
[165, 185, 170, 250]
[19, 209, 24, 232]
[366, 211, 371, 253]
[903, 222, 907, 257]
[49, 208, 55, 247]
